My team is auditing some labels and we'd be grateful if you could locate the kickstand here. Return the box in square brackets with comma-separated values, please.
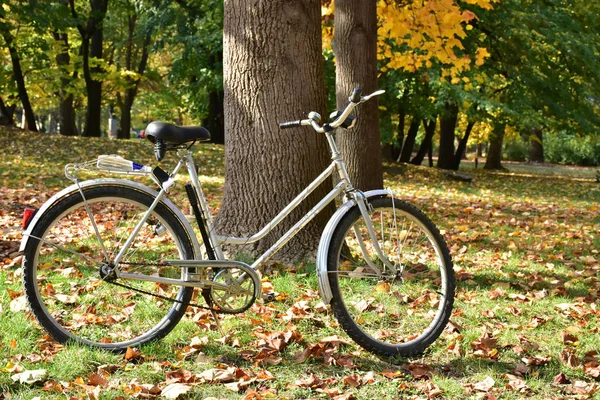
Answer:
[202, 288, 225, 336]
[210, 308, 225, 336]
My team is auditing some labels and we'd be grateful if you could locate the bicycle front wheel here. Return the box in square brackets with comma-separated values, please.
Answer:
[327, 197, 454, 357]
[22, 184, 195, 351]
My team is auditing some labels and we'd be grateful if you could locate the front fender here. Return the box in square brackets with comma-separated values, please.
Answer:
[19, 178, 202, 258]
[316, 189, 392, 304]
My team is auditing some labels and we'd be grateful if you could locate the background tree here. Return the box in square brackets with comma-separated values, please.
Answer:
[333, 0, 383, 191]
[216, 0, 332, 259]
[0, 2, 38, 131]
[106, 0, 154, 139]
[70, 0, 109, 137]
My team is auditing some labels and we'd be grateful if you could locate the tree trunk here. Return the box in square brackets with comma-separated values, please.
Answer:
[217, 0, 332, 260]
[333, 0, 383, 191]
[453, 121, 475, 170]
[399, 117, 419, 163]
[118, 16, 152, 139]
[484, 122, 506, 170]
[437, 102, 458, 169]
[75, 0, 109, 137]
[83, 28, 104, 137]
[53, 32, 78, 136]
[528, 127, 544, 163]
[1, 29, 37, 132]
[411, 118, 436, 166]
[0, 96, 14, 126]
[202, 90, 225, 144]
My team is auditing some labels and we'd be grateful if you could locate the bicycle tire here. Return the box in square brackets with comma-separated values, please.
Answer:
[327, 197, 454, 357]
[22, 184, 195, 351]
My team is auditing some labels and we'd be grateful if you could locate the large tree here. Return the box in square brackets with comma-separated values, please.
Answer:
[333, 0, 382, 191]
[216, 0, 332, 260]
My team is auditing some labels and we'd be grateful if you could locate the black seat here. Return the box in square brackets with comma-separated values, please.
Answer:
[145, 121, 211, 145]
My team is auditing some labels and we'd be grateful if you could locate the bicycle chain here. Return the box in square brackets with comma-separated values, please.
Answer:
[106, 261, 219, 311]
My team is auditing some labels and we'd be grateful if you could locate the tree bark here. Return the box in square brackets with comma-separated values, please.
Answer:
[411, 118, 436, 166]
[203, 89, 225, 144]
[437, 102, 458, 169]
[453, 121, 475, 170]
[399, 117, 419, 163]
[333, 0, 383, 191]
[0, 96, 14, 126]
[1, 28, 37, 131]
[118, 15, 152, 139]
[217, 0, 332, 260]
[53, 32, 78, 136]
[528, 127, 544, 163]
[484, 122, 506, 170]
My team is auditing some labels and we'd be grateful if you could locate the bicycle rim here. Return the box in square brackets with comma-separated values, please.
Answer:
[328, 197, 454, 356]
[23, 186, 194, 349]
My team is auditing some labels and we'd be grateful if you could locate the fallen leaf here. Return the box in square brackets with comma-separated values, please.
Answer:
[161, 383, 192, 399]
[553, 372, 570, 384]
[504, 373, 530, 393]
[11, 369, 47, 385]
[560, 347, 580, 368]
[584, 362, 600, 378]
[402, 363, 432, 380]
[198, 367, 235, 383]
[473, 376, 495, 392]
[124, 347, 141, 361]
[296, 374, 326, 389]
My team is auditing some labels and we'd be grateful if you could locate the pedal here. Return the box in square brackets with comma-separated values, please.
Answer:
[262, 292, 277, 303]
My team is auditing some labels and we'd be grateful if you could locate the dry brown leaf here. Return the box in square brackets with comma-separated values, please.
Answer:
[124, 347, 141, 361]
[553, 372, 571, 385]
[295, 374, 326, 389]
[87, 373, 108, 387]
[583, 362, 600, 378]
[402, 363, 432, 380]
[522, 355, 552, 366]
[198, 367, 235, 383]
[560, 347, 580, 368]
[473, 376, 495, 392]
[504, 373, 530, 393]
[511, 363, 530, 376]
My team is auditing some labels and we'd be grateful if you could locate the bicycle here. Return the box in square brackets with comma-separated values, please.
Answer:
[20, 88, 455, 357]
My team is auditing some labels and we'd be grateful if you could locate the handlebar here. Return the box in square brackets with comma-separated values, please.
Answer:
[279, 88, 385, 133]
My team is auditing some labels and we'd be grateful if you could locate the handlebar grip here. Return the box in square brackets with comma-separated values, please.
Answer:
[350, 88, 363, 103]
[279, 120, 302, 129]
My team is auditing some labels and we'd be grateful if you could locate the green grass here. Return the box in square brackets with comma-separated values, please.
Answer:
[1, 128, 599, 399]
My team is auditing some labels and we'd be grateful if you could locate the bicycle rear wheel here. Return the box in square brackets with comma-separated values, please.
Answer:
[22, 184, 195, 351]
[327, 197, 454, 357]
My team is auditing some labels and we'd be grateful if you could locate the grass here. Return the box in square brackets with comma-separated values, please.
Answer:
[1, 127, 599, 399]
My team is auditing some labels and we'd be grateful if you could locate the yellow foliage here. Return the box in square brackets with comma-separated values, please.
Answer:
[475, 47, 491, 66]
[322, 0, 498, 80]
[377, 0, 499, 79]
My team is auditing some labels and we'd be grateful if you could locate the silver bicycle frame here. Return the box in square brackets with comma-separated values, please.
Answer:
[186, 130, 354, 269]
[106, 126, 394, 279]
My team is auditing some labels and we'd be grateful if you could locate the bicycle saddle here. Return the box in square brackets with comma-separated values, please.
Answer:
[145, 121, 211, 145]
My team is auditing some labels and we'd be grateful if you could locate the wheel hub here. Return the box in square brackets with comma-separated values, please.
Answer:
[99, 262, 117, 281]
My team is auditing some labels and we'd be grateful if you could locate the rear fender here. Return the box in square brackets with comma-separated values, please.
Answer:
[19, 178, 201, 258]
